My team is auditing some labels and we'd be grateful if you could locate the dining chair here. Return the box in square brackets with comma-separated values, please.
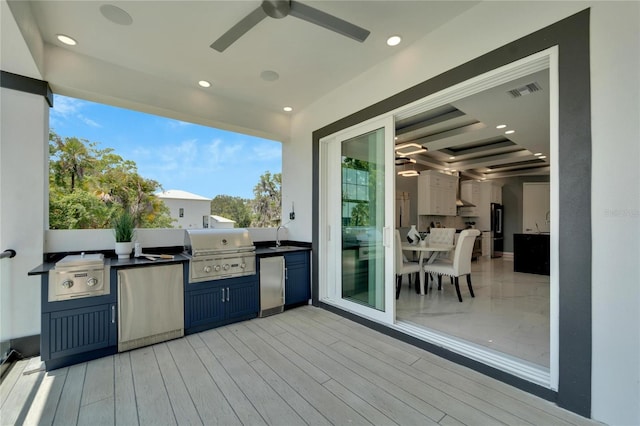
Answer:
[423, 229, 481, 302]
[395, 230, 422, 299]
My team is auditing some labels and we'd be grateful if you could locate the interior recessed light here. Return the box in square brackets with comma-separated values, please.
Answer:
[496, 124, 507, 129]
[283, 106, 293, 112]
[534, 152, 542, 156]
[198, 80, 211, 88]
[505, 130, 515, 135]
[386, 35, 402, 47]
[539, 155, 547, 159]
[449, 156, 455, 160]
[56, 34, 77, 46]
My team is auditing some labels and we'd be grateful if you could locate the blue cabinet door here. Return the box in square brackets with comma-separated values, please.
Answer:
[284, 252, 310, 307]
[43, 303, 116, 361]
[226, 276, 259, 320]
[185, 284, 225, 329]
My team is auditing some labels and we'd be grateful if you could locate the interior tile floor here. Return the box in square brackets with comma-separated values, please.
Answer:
[396, 256, 550, 368]
[0, 306, 594, 426]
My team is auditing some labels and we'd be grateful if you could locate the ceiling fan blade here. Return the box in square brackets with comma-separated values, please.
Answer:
[289, 1, 370, 43]
[210, 5, 268, 52]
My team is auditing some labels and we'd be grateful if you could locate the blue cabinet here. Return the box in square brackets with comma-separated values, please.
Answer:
[284, 251, 310, 308]
[184, 274, 259, 334]
[40, 272, 118, 370]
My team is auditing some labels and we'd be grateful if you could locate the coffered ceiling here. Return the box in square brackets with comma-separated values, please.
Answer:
[395, 69, 551, 180]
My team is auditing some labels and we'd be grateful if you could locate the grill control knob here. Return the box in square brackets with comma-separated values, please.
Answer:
[87, 277, 98, 287]
[214, 265, 221, 272]
[240, 263, 246, 269]
[223, 264, 230, 271]
[203, 265, 212, 273]
[61, 279, 74, 289]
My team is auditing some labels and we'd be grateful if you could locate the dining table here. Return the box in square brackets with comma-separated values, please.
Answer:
[401, 243, 455, 295]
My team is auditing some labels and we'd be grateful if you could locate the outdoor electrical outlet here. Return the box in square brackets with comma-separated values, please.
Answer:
[289, 211, 295, 220]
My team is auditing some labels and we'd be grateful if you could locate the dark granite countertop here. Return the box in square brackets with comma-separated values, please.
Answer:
[29, 253, 189, 276]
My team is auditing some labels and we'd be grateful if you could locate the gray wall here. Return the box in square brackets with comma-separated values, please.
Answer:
[494, 175, 550, 252]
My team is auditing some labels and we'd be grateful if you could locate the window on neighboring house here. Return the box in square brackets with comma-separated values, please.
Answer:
[179, 208, 184, 218]
[203, 215, 209, 228]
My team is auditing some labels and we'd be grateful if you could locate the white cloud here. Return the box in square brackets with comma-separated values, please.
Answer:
[50, 95, 102, 128]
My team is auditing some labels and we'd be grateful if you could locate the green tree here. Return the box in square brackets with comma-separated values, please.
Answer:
[210, 195, 252, 228]
[251, 171, 281, 227]
[49, 131, 173, 229]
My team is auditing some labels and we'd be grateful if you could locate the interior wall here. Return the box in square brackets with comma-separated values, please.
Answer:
[290, 2, 640, 424]
[495, 176, 550, 252]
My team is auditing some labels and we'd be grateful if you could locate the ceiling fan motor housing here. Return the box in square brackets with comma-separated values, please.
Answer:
[262, 0, 291, 19]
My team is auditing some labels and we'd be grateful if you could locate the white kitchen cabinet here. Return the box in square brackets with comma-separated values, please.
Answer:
[459, 181, 502, 231]
[417, 171, 458, 216]
[458, 181, 481, 217]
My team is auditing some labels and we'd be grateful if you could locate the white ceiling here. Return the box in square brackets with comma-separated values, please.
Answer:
[5, 1, 549, 177]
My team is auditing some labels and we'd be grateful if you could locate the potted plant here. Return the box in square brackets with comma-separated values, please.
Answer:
[113, 210, 136, 259]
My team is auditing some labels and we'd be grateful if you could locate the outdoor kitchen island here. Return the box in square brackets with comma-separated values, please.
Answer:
[29, 243, 311, 371]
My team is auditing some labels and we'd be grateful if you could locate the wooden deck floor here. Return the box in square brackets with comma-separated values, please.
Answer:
[1, 306, 598, 426]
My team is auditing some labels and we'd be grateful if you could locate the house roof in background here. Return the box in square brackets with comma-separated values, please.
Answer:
[156, 189, 211, 201]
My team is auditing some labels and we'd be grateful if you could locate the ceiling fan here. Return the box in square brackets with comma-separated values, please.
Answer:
[211, 0, 370, 52]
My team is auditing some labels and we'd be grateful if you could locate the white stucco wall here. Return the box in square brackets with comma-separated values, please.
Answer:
[161, 198, 210, 229]
[285, 2, 640, 424]
[0, 88, 48, 342]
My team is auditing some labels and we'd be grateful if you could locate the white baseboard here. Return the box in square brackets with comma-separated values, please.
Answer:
[502, 252, 514, 260]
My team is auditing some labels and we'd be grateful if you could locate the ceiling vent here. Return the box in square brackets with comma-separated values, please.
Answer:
[507, 82, 542, 98]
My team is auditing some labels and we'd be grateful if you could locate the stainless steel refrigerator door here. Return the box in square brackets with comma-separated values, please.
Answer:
[118, 264, 184, 351]
[259, 256, 285, 317]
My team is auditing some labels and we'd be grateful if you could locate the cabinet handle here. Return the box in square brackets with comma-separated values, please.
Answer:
[111, 305, 116, 323]
[226, 287, 230, 302]
[285, 268, 288, 280]
[221, 288, 225, 303]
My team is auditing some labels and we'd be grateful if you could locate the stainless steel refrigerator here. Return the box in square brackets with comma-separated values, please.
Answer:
[491, 203, 504, 257]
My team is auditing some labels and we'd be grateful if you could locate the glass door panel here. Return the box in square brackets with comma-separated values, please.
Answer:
[341, 129, 385, 310]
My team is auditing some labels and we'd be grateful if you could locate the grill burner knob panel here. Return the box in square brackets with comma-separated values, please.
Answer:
[61, 279, 74, 289]
[87, 277, 98, 287]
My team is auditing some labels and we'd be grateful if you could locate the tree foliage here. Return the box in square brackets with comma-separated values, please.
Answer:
[210, 195, 253, 228]
[251, 171, 281, 227]
[49, 131, 173, 229]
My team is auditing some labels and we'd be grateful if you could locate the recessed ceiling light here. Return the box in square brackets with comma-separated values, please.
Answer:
[283, 106, 293, 112]
[386, 35, 402, 47]
[534, 152, 543, 156]
[505, 130, 515, 135]
[56, 34, 77, 46]
[496, 124, 507, 129]
[539, 155, 547, 159]
[449, 156, 455, 160]
[198, 80, 211, 88]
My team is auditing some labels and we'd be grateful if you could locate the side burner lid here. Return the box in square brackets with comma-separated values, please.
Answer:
[55, 253, 105, 269]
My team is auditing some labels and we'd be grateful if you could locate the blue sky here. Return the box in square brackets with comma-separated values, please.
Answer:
[49, 95, 282, 200]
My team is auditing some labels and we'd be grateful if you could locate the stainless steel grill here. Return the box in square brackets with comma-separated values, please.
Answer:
[184, 229, 256, 283]
[48, 253, 109, 301]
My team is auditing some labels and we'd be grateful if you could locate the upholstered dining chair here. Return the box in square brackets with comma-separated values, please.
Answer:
[427, 227, 456, 246]
[423, 229, 481, 302]
[395, 230, 422, 299]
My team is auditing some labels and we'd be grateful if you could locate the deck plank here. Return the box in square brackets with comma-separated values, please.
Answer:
[77, 396, 114, 426]
[153, 343, 203, 426]
[198, 328, 305, 426]
[0, 358, 28, 409]
[113, 352, 138, 425]
[230, 323, 371, 426]
[165, 337, 241, 425]
[129, 346, 177, 425]
[23, 367, 68, 426]
[321, 379, 399, 426]
[80, 356, 114, 407]
[53, 362, 86, 426]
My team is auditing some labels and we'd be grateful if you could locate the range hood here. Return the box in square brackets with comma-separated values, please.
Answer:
[456, 177, 476, 207]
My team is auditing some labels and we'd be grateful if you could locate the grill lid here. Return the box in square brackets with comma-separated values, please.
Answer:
[184, 228, 255, 256]
[55, 253, 105, 269]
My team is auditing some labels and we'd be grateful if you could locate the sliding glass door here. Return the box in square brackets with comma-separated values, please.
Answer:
[320, 117, 395, 324]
